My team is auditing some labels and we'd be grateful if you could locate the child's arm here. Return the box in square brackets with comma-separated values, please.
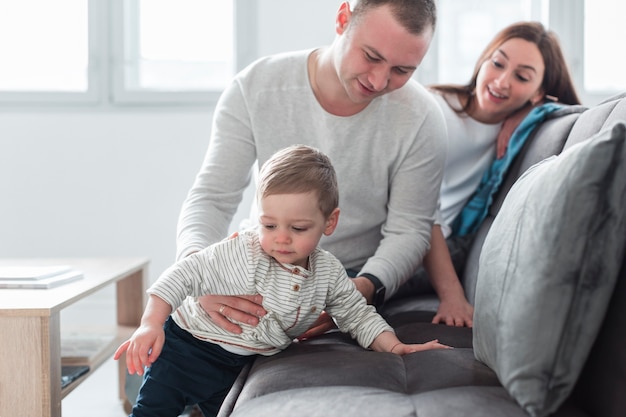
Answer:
[369, 331, 452, 355]
[113, 294, 173, 375]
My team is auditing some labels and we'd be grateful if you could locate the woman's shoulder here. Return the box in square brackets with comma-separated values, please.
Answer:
[428, 88, 464, 112]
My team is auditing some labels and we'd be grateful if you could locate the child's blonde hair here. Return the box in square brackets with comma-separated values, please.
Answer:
[257, 145, 339, 218]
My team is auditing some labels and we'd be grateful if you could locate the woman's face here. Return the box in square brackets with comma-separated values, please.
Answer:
[473, 37, 545, 124]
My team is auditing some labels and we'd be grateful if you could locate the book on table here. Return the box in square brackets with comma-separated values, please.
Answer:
[61, 332, 117, 366]
[0, 265, 83, 289]
[61, 365, 90, 388]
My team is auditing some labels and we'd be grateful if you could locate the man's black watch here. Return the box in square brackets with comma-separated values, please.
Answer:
[361, 273, 386, 309]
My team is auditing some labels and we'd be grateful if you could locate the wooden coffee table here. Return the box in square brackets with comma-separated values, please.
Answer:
[0, 257, 148, 417]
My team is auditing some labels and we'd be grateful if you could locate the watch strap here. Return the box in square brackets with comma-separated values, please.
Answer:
[360, 273, 386, 308]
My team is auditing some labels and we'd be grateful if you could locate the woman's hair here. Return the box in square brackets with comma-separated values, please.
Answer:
[430, 21, 581, 112]
[350, 0, 437, 35]
[257, 145, 339, 218]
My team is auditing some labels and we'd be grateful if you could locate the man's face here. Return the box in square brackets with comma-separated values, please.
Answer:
[333, 4, 432, 105]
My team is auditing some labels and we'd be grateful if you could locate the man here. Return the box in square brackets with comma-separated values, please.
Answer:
[125, 1, 447, 412]
[176, 0, 447, 333]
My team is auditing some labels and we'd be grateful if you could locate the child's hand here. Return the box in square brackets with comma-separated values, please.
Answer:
[391, 339, 452, 355]
[113, 324, 165, 376]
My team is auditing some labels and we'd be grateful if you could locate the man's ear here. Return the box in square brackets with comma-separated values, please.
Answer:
[324, 208, 340, 236]
[336, 2, 352, 35]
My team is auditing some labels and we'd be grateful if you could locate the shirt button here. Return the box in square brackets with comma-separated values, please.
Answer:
[311, 306, 317, 313]
[292, 284, 301, 291]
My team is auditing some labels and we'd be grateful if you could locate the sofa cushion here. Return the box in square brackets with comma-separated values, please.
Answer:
[229, 386, 418, 417]
[473, 122, 626, 416]
[229, 386, 539, 417]
[220, 325, 499, 417]
[232, 330, 490, 400]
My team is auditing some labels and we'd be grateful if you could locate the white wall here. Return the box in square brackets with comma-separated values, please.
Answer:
[0, 110, 212, 280]
[0, 1, 341, 285]
[257, 0, 340, 56]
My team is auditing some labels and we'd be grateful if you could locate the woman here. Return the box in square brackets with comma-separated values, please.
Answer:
[410, 21, 581, 327]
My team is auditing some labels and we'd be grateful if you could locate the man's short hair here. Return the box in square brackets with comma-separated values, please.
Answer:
[351, 0, 437, 35]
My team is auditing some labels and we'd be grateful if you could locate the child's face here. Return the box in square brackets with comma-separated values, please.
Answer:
[258, 192, 338, 268]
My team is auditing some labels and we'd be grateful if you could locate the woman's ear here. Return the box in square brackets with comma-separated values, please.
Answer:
[336, 2, 352, 35]
[324, 208, 340, 236]
[530, 89, 545, 106]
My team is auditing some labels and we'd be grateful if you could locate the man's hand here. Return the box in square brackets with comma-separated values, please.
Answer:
[297, 275, 375, 340]
[297, 311, 336, 340]
[198, 294, 266, 334]
[194, 232, 266, 334]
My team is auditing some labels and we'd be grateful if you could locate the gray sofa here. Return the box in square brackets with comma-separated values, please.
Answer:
[217, 93, 626, 417]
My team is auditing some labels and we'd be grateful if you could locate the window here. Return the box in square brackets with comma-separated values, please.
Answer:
[417, 0, 548, 86]
[0, 1, 88, 91]
[0, 1, 621, 107]
[417, 0, 623, 105]
[0, 0, 253, 106]
[0, 0, 98, 103]
[111, 0, 240, 104]
[584, 0, 626, 93]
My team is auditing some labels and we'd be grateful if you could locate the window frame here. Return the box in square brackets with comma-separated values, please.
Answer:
[0, 0, 256, 107]
[0, 0, 619, 107]
[110, 0, 257, 106]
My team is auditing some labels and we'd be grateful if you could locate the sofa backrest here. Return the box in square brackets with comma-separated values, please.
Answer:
[562, 92, 626, 416]
[463, 93, 626, 305]
[463, 92, 626, 417]
[462, 105, 584, 304]
[564, 92, 626, 150]
[571, 255, 626, 416]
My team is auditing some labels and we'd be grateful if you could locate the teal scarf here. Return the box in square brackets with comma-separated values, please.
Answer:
[452, 102, 562, 236]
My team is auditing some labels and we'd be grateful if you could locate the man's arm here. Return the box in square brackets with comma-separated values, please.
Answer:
[176, 78, 257, 261]
[351, 276, 375, 302]
[296, 276, 374, 341]
[175, 77, 269, 332]
[357, 90, 448, 298]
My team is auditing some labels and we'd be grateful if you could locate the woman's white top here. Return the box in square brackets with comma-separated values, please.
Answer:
[430, 91, 502, 237]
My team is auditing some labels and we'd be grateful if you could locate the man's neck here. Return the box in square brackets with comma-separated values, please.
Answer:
[308, 48, 369, 117]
